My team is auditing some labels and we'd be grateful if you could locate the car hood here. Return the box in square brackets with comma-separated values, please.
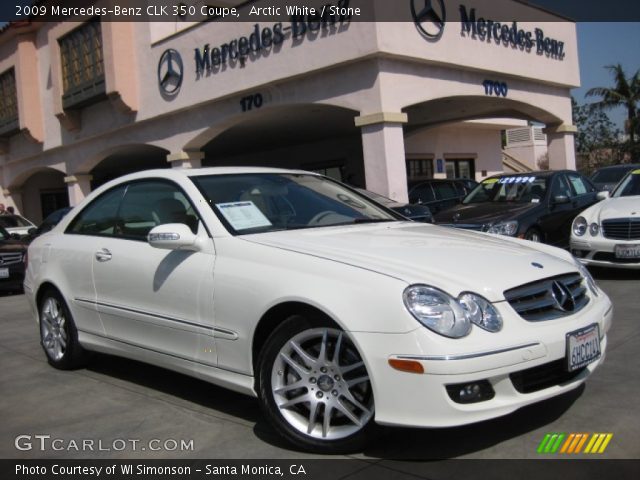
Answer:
[584, 196, 640, 222]
[243, 222, 576, 302]
[433, 202, 538, 225]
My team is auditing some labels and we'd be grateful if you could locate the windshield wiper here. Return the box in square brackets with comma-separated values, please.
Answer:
[352, 218, 396, 224]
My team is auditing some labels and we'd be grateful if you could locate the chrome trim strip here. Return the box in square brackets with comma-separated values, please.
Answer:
[74, 297, 239, 339]
[396, 342, 541, 361]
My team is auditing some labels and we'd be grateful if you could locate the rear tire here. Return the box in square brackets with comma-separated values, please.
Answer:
[39, 288, 87, 370]
[257, 315, 375, 453]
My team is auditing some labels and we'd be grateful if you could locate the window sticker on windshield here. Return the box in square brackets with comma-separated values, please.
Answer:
[483, 178, 498, 184]
[216, 201, 272, 230]
[499, 176, 535, 184]
[633, 169, 640, 175]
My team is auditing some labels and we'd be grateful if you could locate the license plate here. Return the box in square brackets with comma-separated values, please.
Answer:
[0, 268, 8, 279]
[566, 324, 601, 372]
[615, 244, 640, 258]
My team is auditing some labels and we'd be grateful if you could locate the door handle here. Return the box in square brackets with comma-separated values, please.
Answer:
[95, 248, 112, 262]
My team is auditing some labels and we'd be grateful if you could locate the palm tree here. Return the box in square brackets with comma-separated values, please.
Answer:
[586, 64, 640, 144]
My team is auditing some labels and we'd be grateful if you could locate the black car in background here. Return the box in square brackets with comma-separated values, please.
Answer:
[27, 207, 73, 240]
[408, 179, 478, 215]
[433, 171, 599, 247]
[0, 226, 27, 293]
[590, 164, 640, 192]
[357, 189, 433, 223]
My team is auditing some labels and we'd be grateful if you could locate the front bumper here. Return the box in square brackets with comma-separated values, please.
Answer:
[351, 291, 612, 428]
[571, 237, 640, 269]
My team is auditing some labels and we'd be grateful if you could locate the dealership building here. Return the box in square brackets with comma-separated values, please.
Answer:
[0, 0, 579, 223]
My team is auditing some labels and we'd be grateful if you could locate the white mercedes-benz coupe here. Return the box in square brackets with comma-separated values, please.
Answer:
[571, 168, 640, 269]
[25, 168, 612, 453]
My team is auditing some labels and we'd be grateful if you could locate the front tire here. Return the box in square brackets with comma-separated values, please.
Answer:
[258, 316, 374, 453]
[39, 288, 87, 369]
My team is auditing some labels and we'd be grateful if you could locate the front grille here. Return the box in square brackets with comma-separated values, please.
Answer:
[510, 359, 586, 394]
[593, 252, 640, 264]
[0, 252, 23, 266]
[602, 218, 640, 240]
[504, 273, 589, 321]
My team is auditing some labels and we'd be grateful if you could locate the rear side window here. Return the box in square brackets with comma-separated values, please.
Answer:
[432, 182, 457, 200]
[409, 184, 435, 203]
[67, 186, 126, 236]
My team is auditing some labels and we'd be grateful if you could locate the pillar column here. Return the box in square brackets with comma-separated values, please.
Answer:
[167, 151, 204, 169]
[2, 188, 23, 213]
[544, 124, 578, 171]
[355, 112, 409, 203]
[64, 174, 93, 206]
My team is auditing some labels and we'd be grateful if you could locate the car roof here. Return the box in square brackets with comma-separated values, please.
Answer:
[593, 164, 640, 171]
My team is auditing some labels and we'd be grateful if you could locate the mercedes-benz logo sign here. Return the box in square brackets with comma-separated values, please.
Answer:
[411, 0, 446, 40]
[551, 280, 575, 312]
[157, 49, 183, 95]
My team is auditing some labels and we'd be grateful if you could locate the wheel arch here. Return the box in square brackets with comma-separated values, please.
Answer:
[251, 301, 342, 375]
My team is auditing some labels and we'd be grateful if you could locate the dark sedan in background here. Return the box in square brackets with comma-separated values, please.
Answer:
[357, 189, 432, 223]
[408, 178, 478, 215]
[590, 164, 640, 192]
[0, 226, 27, 293]
[434, 171, 599, 247]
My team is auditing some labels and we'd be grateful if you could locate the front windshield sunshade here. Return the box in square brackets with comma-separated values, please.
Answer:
[191, 173, 400, 234]
[464, 176, 547, 204]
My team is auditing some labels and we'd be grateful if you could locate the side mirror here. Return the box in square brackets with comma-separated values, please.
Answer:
[597, 191, 610, 201]
[553, 195, 570, 205]
[147, 223, 200, 251]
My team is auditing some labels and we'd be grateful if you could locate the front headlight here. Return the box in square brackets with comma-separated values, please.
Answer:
[573, 257, 599, 297]
[573, 216, 587, 236]
[403, 285, 471, 338]
[487, 220, 518, 236]
[458, 293, 503, 332]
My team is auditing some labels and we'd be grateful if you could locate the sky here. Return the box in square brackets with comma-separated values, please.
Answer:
[574, 22, 640, 129]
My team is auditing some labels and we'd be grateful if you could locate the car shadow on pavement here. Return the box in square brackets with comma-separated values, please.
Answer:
[86, 353, 262, 425]
[589, 267, 640, 281]
[85, 352, 586, 458]
[361, 385, 585, 459]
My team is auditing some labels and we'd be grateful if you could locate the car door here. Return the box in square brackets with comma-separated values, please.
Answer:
[432, 181, 460, 213]
[89, 180, 217, 366]
[538, 174, 578, 246]
[567, 172, 599, 214]
[63, 185, 128, 337]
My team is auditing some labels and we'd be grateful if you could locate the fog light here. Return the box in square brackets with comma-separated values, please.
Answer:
[446, 380, 495, 404]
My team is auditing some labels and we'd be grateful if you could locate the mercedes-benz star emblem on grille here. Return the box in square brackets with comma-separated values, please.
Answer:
[551, 280, 575, 312]
[411, 0, 446, 40]
[157, 48, 183, 95]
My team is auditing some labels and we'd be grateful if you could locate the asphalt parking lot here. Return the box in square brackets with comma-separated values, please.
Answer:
[1, 267, 639, 463]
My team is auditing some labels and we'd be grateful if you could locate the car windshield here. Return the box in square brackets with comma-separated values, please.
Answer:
[192, 173, 400, 234]
[591, 168, 631, 184]
[611, 169, 640, 197]
[463, 176, 548, 204]
[0, 215, 30, 228]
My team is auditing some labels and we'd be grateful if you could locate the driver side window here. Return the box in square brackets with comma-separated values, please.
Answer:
[550, 175, 572, 199]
